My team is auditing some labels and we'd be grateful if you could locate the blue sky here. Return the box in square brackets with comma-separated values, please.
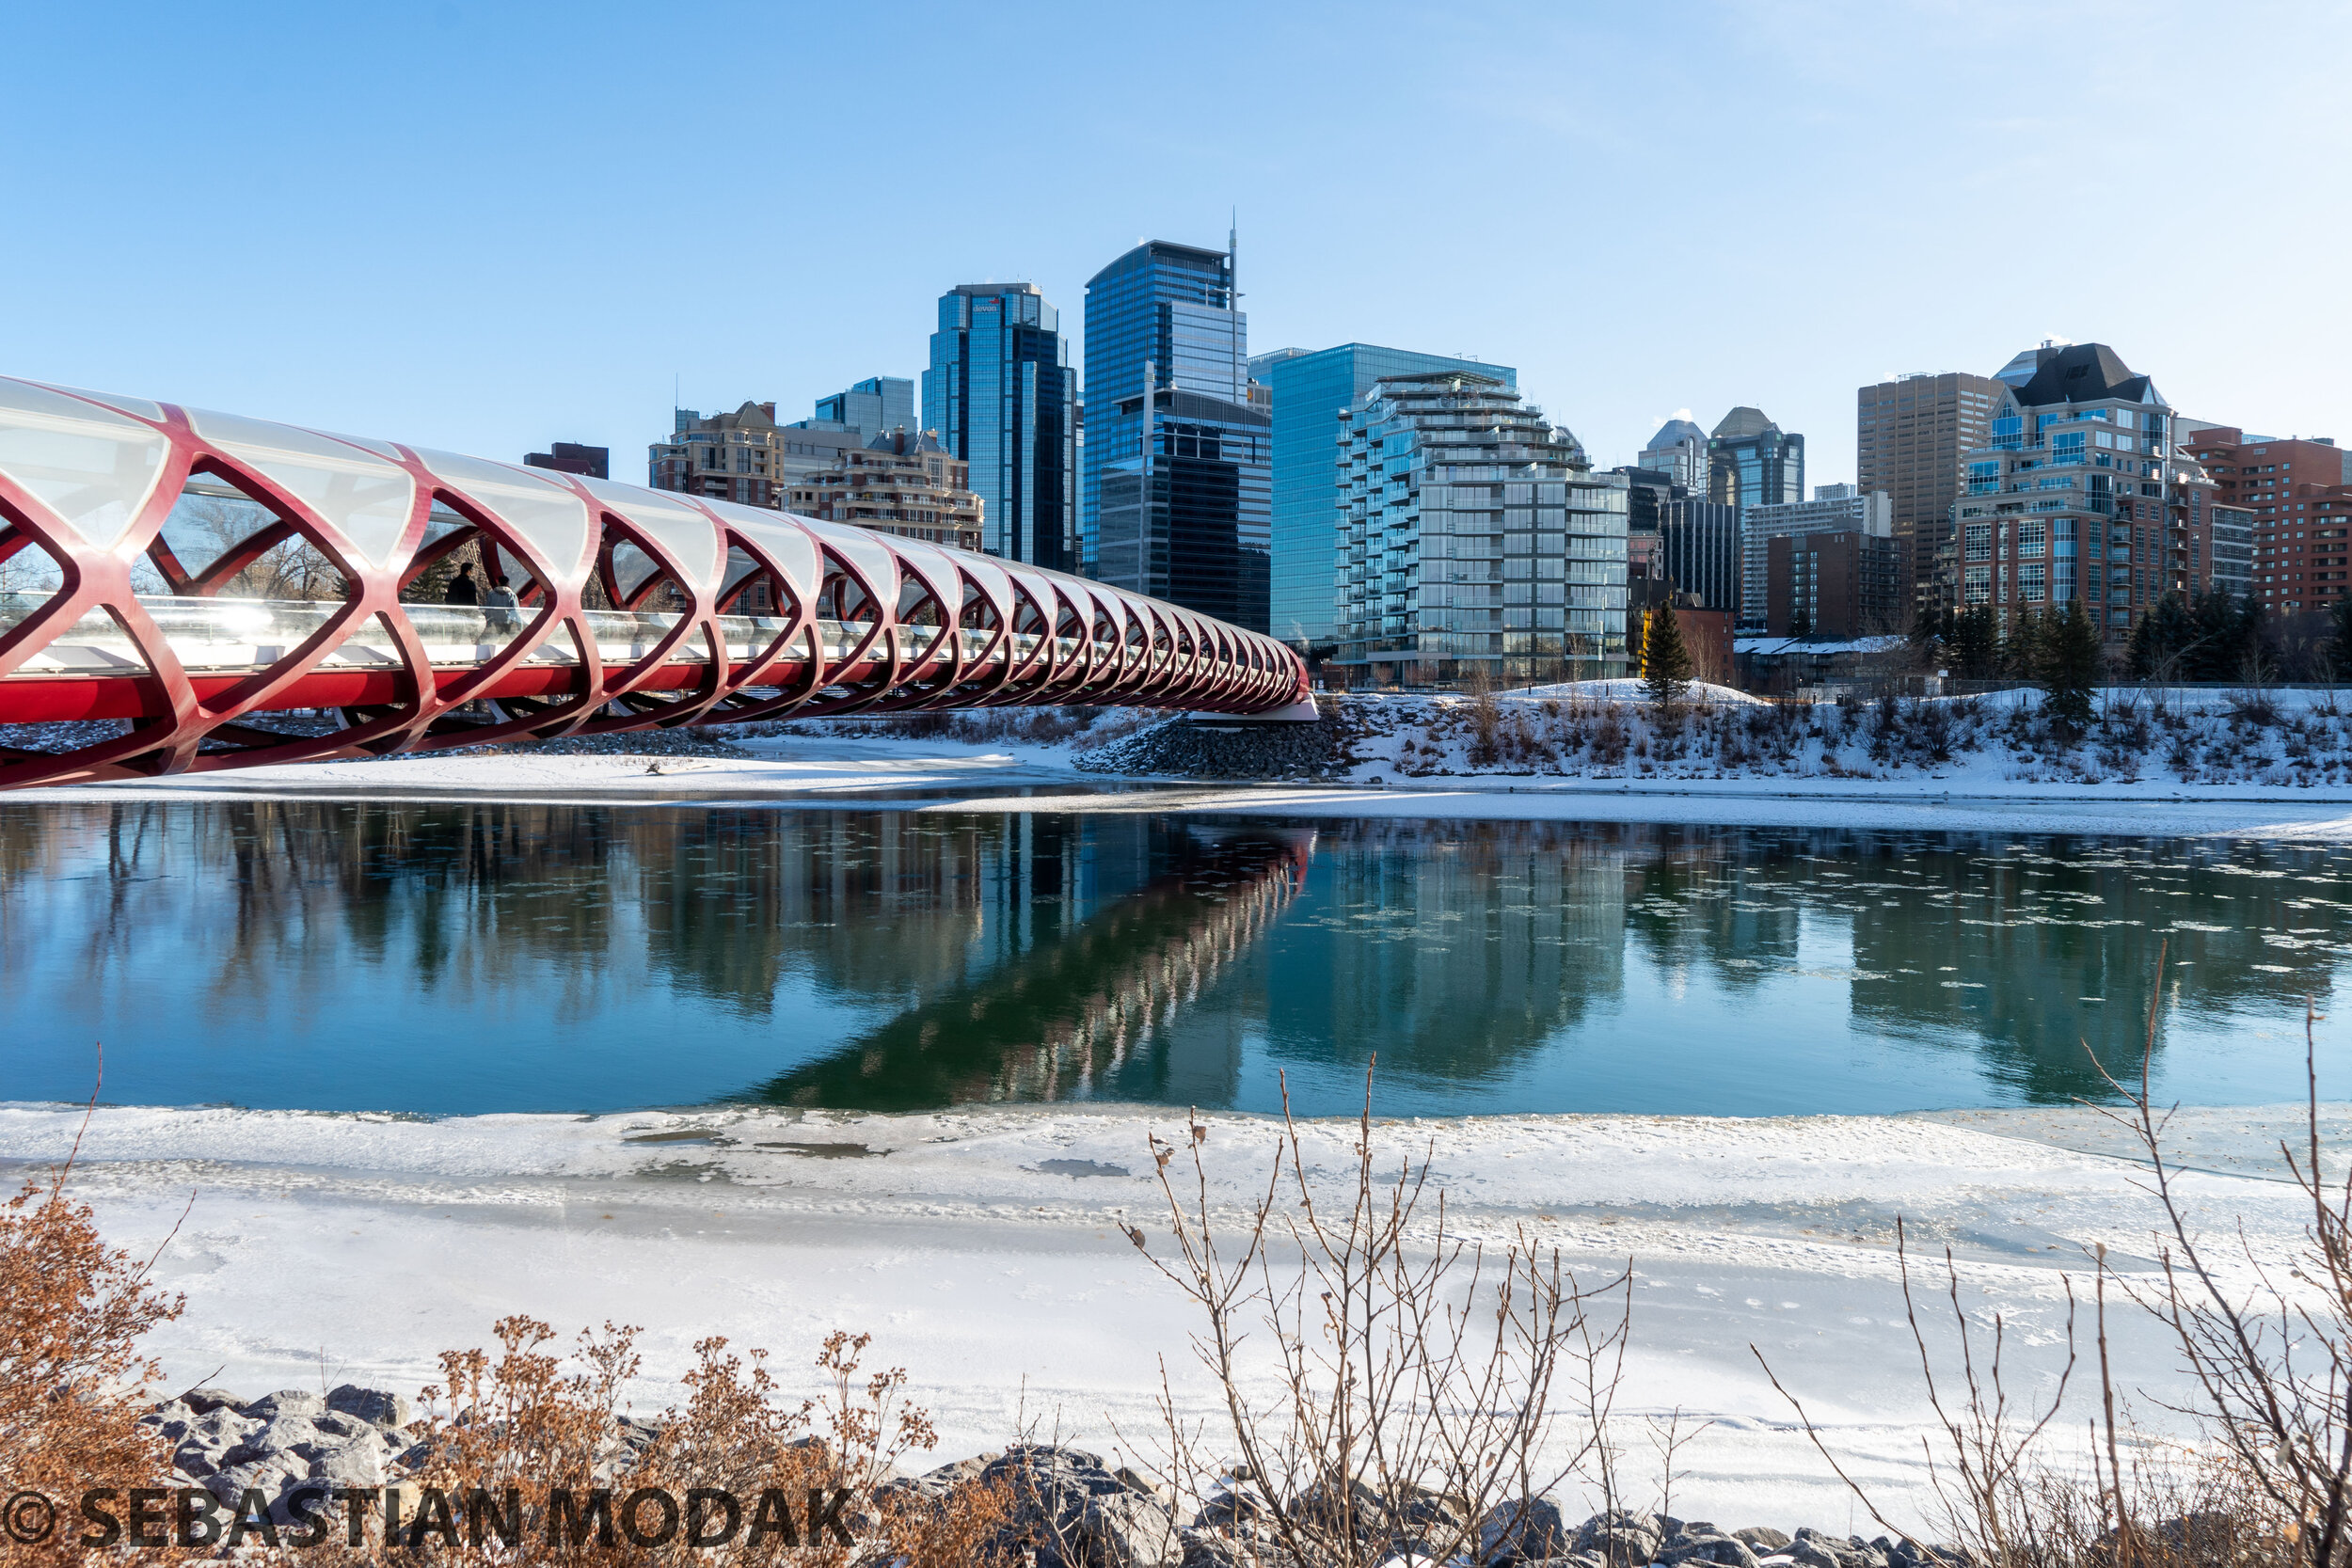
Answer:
[5, 2, 2346, 488]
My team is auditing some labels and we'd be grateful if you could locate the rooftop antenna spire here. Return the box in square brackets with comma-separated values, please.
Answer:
[1228, 208, 1241, 403]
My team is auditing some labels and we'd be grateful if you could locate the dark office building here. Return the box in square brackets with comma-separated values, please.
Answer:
[1659, 492, 1742, 615]
[1083, 239, 1267, 630]
[923, 285, 1077, 569]
[524, 442, 609, 480]
[1093, 390, 1270, 631]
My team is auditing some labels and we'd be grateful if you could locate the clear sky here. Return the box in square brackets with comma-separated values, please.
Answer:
[5, 2, 2346, 489]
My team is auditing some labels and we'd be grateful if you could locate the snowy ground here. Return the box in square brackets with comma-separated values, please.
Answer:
[13, 722, 2352, 839]
[0, 1099, 2330, 1533]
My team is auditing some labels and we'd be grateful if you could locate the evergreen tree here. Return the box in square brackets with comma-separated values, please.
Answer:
[2127, 593, 2197, 679]
[2004, 606, 2048, 681]
[2332, 592, 2352, 680]
[2042, 597, 2102, 737]
[1644, 607, 1694, 706]
[2188, 589, 2259, 682]
[1950, 604, 2001, 679]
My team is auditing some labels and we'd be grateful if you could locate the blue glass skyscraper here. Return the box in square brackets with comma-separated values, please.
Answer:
[923, 283, 1078, 570]
[1083, 240, 1268, 632]
[1260, 344, 1514, 647]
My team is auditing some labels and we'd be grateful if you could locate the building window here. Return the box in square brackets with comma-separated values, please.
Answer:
[1964, 565, 1991, 605]
[2021, 562, 2047, 602]
[2018, 520, 2047, 555]
[1963, 523, 1992, 562]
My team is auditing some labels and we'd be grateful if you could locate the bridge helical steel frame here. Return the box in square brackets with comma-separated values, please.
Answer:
[0, 377, 1309, 789]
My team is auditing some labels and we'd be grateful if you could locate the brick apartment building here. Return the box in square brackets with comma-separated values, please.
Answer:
[1765, 529, 1901, 638]
[2178, 426, 2352, 613]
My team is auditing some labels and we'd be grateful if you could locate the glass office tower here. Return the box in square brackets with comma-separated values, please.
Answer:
[1083, 240, 1267, 630]
[1261, 344, 1514, 648]
[1706, 406, 1805, 513]
[923, 283, 1079, 570]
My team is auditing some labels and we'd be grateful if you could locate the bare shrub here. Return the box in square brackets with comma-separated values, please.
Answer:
[1132, 1071, 1629, 1567]
[390, 1319, 1002, 1564]
[0, 1071, 186, 1568]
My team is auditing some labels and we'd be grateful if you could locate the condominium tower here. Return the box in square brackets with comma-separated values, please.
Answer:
[1329, 371, 1628, 685]
[1740, 484, 1894, 627]
[1260, 343, 1513, 647]
[923, 283, 1079, 571]
[1948, 342, 2182, 638]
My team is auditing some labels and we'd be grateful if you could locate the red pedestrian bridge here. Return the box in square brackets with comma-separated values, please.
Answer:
[0, 378, 1310, 789]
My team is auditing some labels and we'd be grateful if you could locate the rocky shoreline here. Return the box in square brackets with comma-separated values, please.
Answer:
[145, 1382, 1998, 1565]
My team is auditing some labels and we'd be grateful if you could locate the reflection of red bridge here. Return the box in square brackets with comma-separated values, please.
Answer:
[0, 379, 1309, 788]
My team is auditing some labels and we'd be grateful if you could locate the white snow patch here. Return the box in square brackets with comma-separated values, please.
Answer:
[0, 1100, 2326, 1532]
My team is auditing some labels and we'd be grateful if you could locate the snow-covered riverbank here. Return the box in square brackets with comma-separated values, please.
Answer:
[11, 732, 2352, 839]
[13, 686, 2352, 839]
[1, 1100, 2330, 1532]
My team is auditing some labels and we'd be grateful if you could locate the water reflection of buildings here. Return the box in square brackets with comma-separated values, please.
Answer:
[1260, 821, 1634, 1088]
[2, 804, 2345, 1114]
[750, 827, 1311, 1109]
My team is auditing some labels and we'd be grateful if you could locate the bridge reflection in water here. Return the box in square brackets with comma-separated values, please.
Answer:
[2, 804, 2345, 1116]
[749, 827, 1311, 1109]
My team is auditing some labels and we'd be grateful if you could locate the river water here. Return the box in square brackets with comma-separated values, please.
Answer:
[2, 800, 2343, 1117]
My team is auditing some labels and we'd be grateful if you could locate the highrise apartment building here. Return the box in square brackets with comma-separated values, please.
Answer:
[1708, 407, 1804, 513]
[1766, 530, 1901, 638]
[812, 376, 914, 437]
[1740, 485, 1893, 627]
[1260, 343, 1512, 647]
[923, 283, 1079, 571]
[649, 402, 793, 508]
[1638, 419, 1708, 492]
[1329, 372, 1627, 686]
[651, 404, 875, 508]
[1856, 370, 1999, 612]
[2176, 426, 2352, 613]
[1084, 240, 1266, 630]
[1947, 342, 2180, 638]
[785, 430, 984, 553]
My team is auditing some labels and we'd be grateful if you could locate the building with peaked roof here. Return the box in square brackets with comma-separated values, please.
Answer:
[1708, 407, 1804, 515]
[1329, 371, 1627, 686]
[1946, 341, 2182, 638]
[1638, 418, 1708, 492]
[650, 401, 795, 509]
[786, 428, 984, 553]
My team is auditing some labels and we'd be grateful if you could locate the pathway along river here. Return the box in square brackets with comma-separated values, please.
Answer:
[2, 800, 2344, 1117]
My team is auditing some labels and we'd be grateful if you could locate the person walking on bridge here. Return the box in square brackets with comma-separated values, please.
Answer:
[484, 580, 520, 633]
[445, 562, 480, 606]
